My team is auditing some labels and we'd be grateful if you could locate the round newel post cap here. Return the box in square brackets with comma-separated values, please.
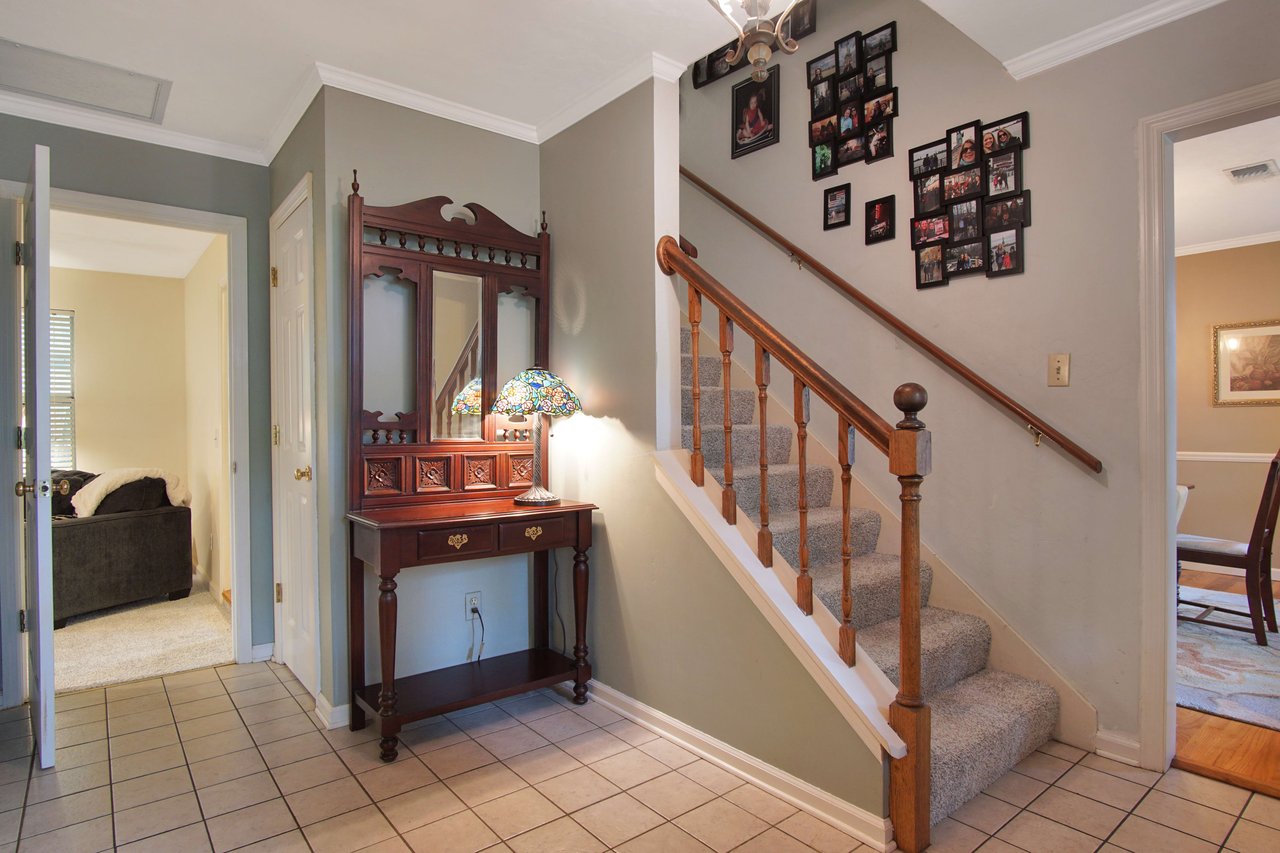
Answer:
[894, 383, 927, 428]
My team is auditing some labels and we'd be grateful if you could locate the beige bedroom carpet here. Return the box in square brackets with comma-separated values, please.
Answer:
[54, 586, 233, 693]
[1177, 589, 1280, 731]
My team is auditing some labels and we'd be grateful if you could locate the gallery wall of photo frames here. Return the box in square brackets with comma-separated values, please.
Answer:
[808, 21, 898, 180]
[907, 113, 1032, 288]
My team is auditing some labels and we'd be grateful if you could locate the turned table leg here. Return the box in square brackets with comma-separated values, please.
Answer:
[572, 546, 590, 704]
[377, 570, 400, 761]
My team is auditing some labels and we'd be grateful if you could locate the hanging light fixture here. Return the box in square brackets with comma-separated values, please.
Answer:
[706, 0, 802, 81]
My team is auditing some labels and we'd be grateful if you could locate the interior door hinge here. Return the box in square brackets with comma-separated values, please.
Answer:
[270, 266, 279, 288]
[13, 241, 22, 266]
[275, 583, 283, 604]
[272, 425, 280, 446]
[14, 427, 23, 450]
[18, 610, 25, 633]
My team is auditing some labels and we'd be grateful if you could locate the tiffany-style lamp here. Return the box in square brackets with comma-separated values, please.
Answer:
[449, 378, 482, 415]
[491, 368, 583, 506]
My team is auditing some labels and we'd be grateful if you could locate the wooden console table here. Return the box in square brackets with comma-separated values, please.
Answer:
[347, 499, 596, 761]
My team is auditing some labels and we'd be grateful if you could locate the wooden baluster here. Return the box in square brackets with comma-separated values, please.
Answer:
[417, 235, 426, 252]
[888, 383, 932, 853]
[687, 289, 704, 486]
[755, 344, 772, 567]
[720, 314, 736, 524]
[437, 238, 445, 255]
[794, 379, 812, 614]
[398, 232, 407, 248]
[378, 229, 387, 245]
[838, 418, 856, 666]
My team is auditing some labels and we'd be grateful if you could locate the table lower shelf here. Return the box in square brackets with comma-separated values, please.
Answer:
[353, 648, 589, 728]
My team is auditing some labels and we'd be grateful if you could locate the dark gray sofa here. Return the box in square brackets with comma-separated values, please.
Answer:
[52, 474, 193, 628]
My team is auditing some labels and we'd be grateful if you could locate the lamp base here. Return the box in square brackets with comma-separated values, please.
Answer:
[514, 485, 560, 506]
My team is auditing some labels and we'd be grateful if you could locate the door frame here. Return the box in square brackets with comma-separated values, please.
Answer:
[0, 180, 254, 688]
[0, 197, 22, 706]
[268, 173, 320, 694]
[1136, 77, 1280, 770]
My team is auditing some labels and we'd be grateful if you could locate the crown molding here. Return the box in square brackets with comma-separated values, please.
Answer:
[1175, 230, 1280, 256]
[315, 62, 538, 144]
[263, 65, 324, 164]
[0, 89, 267, 165]
[537, 53, 688, 143]
[1004, 0, 1230, 80]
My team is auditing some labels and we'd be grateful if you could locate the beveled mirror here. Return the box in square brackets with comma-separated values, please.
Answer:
[431, 271, 484, 440]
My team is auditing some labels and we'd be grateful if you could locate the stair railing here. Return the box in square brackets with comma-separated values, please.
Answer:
[658, 235, 933, 852]
[681, 166, 1102, 474]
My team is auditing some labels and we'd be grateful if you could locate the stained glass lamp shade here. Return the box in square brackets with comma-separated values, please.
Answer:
[449, 378, 482, 415]
[491, 368, 583, 505]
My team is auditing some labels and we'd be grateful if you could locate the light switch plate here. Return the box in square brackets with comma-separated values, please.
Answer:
[1048, 353, 1070, 387]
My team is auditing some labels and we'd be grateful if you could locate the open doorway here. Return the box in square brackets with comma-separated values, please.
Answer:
[1167, 114, 1280, 789]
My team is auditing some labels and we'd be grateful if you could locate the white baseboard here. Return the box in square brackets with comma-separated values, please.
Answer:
[1096, 729, 1142, 766]
[314, 693, 351, 731]
[250, 643, 274, 663]
[567, 681, 895, 852]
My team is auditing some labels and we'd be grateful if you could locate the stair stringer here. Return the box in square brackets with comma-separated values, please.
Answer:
[692, 322, 1098, 751]
[653, 450, 907, 763]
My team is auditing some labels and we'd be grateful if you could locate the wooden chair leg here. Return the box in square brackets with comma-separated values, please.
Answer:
[1261, 563, 1278, 633]
[1244, 564, 1269, 646]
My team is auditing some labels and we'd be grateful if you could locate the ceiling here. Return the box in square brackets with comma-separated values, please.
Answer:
[0, 1, 1234, 164]
[51, 210, 218, 278]
[1174, 115, 1280, 254]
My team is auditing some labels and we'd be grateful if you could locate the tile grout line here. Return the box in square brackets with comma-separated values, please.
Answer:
[161, 671, 221, 853]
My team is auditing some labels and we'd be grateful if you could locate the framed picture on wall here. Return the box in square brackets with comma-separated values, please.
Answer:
[916, 244, 945, 289]
[1213, 319, 1280, 406]
[781, 0, 818, 43]
[811, 78, 835, 118]
[984, 192, 1031, 231]
[945, 240, 986, 277]
[865, 120, 893, 162]
[986, 149, 1021, 199]
[864, 53, 892, 94]
[812, 142, 837, 180]
[731, 66, 780, 159]
[807, 51, 837, 87]
[836, 135, 866, 166]
[947, 120, 982, 170]
[824, 183, 852, 230]
[987, 227, 1023, 277]
[914, 173, 942, 215]
[909, 138, 947, 178]
[865, 194, 895, 244]
[982, 111, 1030, 154]
[949, 199, 981, 242]
[863, 21, 897, 59]
[836, 32, 862, 77]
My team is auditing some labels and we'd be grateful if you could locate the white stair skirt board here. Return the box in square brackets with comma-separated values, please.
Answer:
[557, 681, 894, 851]
[1096, 729, 1143, 766]
[315, 693, 351, 730]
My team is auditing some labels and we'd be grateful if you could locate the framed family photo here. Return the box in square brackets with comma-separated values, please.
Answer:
[949, 199, 980, 242]
[916, 245, 944, 289]
[987, 227, 1023, 277]
[811, 78, 834, 117]
[865, 195, 895, 244]
[986, 149, 1021, 199]
[863, 21, 897, 59]
[947, 120, 981, 170]
[984, 192, 1031, 231]
[911, 214, 949, 247]
[824, 183, 852, 230]
[836, 135, 865, 166]
[982, 111, 1029, 155]
[909, 138, 947, 178]
[1213, 319, 1280, 406]
[865, 120, 893, 162]
[731, 67, 780, 159]
[835, 32, 861, 77]
[807, 51, 837, 87]
[945, 240, 985, 277]
[781, 0, 818, 43]
[914, 173, 942, 215]
[864, 53, 891, 93]
[812, 142, 837, 180]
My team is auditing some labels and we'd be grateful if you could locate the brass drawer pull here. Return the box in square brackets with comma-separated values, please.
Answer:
[525, 526, 543, 542]
[448, 533, 469, 550]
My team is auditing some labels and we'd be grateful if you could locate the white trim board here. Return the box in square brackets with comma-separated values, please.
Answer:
[1004, 0, 1230, 80]
[314, 694, 350, 731]
[1175, 231, 1280, 256]
[566, 681, 894, 851]
[538, 53, 685, 143]
[1177, 451, 1275, 464]
[1096, 729, 1142, 766]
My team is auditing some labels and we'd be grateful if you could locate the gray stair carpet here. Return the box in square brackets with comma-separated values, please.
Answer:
[678, 325, 1058, 827]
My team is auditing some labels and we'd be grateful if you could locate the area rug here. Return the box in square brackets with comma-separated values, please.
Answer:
[54, 587, 233, 693]
[1176, 589, 1280, 731]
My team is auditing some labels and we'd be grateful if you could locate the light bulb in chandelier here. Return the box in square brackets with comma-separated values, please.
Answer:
[706, 0, 802, 71]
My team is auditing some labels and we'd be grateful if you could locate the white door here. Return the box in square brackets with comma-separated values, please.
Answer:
[20, 146, 55, 768]
[270, 179, 319, 696]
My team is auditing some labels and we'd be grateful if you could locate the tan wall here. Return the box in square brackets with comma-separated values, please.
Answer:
[50, 268, 189, 480]
[1176, 241, 1280, 552]
[183, 236, 232, 599]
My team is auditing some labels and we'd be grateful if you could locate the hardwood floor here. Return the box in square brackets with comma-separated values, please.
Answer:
[1174, 568, 1280, 797]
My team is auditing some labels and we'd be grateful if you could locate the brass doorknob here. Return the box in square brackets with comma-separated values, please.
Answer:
[14, 480, 33, 497]
[294, 466, 313, 481]
[56, 480, 70, 496]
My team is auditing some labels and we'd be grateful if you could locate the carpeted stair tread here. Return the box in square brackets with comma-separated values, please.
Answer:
[769, 506, 880, 567]
[812, 553, 934, 629]
[680, 326, 692, 354]
[681, 353, 724, 386]
[856, 608, 992, 698]
[705, 464, 835, 517]
[682, 423, 792, 466]
[682, 386, 757, 425]
[928, 668, 1059, 825]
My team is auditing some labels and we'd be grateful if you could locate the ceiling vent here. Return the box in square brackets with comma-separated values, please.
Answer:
[1223, 159, 1280, 184]
[0, 41, 170, 123]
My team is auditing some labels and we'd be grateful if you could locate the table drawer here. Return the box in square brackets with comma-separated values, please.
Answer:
[418, 524, 496, 560]
[499, 516, 572, 550]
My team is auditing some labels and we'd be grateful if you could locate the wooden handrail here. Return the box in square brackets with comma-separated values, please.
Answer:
[680, 166, 1103, 474]
[659, 236, 893, 454]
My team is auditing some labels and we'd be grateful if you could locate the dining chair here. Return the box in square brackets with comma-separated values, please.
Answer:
[1176, 449, 1280, 646]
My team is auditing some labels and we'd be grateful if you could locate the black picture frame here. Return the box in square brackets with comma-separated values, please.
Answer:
[865, 194, 895, 245]
[982, 111, 1030, 155]
[780, 0, 818, 43]
[984, 191, 1032, 232]
[836, 74, 863, 104]
[914, 173, 942, 216]
[807, 51, 837, 87]
[863, 21, 897, 60]
[987, 227, 1024, 277]
[836, 135, 866, 166]
[836, 32, 862, 78]
[863, 53, 892, 94]
[948, 199, 981, 242]
[812, 143, 837, 180]
[916, 244, 946, 289]
[947, 120, 982, 171]
[696, 41, 748, 89]
[824, 183, 852, 230]
[911, 213, 950, 247]
[730, 67, 780, 159]
[862, 88, 897, 126]
[836, 101, 861, 142]
[810, 114, 839, 148]
[985, 149, 1021, 199]
[908, 138, 947, 178]
[944, 240, 986, 278]
[865, 119, 893, 162]
[943, 165, 984, 203]
[811, 78, 835, 118]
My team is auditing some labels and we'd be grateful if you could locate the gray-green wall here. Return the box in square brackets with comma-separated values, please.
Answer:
[0, 114, 276, 645]
[541, 79, 883, 812]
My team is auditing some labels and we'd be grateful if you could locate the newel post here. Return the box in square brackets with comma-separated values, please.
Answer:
[888, 382, 932, 853]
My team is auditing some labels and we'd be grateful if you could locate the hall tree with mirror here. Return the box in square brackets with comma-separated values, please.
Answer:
[344, 173, 597, 762]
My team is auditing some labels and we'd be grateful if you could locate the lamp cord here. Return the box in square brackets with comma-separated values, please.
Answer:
[471, 606, 486, 661]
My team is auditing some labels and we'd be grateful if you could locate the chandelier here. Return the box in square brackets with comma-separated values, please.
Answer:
[706, 0, 802, 81]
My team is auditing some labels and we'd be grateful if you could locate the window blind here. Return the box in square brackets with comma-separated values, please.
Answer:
[48, 310, 75, 470]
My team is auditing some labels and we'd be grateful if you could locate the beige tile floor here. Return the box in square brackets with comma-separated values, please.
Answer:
[0, 662, 1276, 852]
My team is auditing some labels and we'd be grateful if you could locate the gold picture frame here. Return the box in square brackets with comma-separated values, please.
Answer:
[1213, 319, 1280, 406]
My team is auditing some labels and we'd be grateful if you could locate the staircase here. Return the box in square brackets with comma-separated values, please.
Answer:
[679, 324, 1060, 827]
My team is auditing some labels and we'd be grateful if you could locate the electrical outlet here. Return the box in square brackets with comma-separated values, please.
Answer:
[464, 591, 482, 621]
